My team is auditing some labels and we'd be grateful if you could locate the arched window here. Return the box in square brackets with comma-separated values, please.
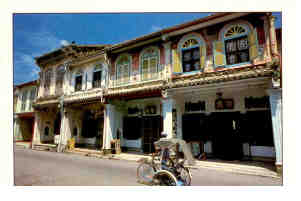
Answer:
[44, 69, 52, 95]
[55, 65, 65, 94]
[177, 34, 206, 73]
[116, 55, 130, 85]
[93, 63, 102, 88]
[213, 22, 258, 67]
[29, 88, 36, 111]
[140, 47, 159, 81]
[75, 70, 83, 91]
[223, 24, 250, 65]
[21, 90, 27, 111]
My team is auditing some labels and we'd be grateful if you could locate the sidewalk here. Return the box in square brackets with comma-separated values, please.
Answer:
[66, 149, 280, 179]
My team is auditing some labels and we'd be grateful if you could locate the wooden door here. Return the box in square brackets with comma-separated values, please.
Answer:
[142, 116, 161, 153]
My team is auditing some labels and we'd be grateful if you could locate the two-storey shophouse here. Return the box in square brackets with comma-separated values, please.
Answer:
[14, 80, 38, 148]
[32, 44, 110, 151]
[102, 12, 282, 172]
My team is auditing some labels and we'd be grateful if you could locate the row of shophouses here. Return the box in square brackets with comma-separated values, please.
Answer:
[14, 12, 283, 172]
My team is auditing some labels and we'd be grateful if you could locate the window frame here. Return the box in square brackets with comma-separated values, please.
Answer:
[177, 34, 206, 74]
[21, 90, 27, 111]
[221, 23, 252, 68]
[29, 88, 36, 111]
[139, 46, 160, 81]
[43, 69, 52, 95]
[74, 70, 83, 92]
[55, 65, 65, 94]
[115, 54, 131, 86]
[92, 63, 103, 88]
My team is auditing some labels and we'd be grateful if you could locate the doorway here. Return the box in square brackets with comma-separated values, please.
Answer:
[142, 116, 161, 154]
[210, 112, 243, 160]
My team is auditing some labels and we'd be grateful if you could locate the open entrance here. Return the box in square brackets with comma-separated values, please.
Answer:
[142, 116, 161, 154]
[123, 116, 162, 153]
[210, 112, 243, 160]
[79, 110, 104, 149]
[16, 117, 34, 142]
[54, 112, 61, 135]
[182, 112, 243, 160]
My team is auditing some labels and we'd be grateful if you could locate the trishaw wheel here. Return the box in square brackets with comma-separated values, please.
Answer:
[180, 167, 192, 186]
[153, 171, 177, 186]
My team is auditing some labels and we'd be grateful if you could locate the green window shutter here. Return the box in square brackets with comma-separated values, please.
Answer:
[213, 40, 226, 67]
[248, 28, 259, 61]
[200, 45, 206, 69]
[172, 49, 182, 73]
[141, 59, 148, 80]
[150, 57, 157, 79]
[123, 64, 130, 83]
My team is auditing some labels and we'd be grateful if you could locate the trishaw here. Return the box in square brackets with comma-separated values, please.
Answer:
[137, 137, 195, 186]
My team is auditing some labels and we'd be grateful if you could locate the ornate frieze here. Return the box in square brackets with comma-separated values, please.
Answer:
[165, 65, 273, 90]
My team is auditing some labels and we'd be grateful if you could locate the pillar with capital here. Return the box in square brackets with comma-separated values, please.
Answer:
[102, 104, 115, 154]
[269, 15, 278, 56]
[267, 88, 282, 174]
[161, 90, 174, 139]
[32, 112, 42, 147]
[57, 108, 71, 152]
[163, 41, 172, 81]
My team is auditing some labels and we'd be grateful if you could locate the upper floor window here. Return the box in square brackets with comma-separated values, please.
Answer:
[44, 69, 52, 95]
[182, 39, 200, 73]
[214, 22, 258, 68]
[116, 55, 130, 85]
[29, 88, 36, 110]
[174, 34, 206, 74]
[140, 47, 159, 81]
[93, 63, 102, 88]
[21, 91, 27, 111]
[55, 65, 65, 94]
[224, 25, 250, 65]
[75, 70, 83, 91]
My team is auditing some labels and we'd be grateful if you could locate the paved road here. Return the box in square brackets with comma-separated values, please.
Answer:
[14, 147, 282, 186]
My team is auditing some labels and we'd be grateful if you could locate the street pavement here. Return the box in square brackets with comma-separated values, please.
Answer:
[14, 147, 282, 186]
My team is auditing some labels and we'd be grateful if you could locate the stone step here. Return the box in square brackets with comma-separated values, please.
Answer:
[32, 144, 57, 152]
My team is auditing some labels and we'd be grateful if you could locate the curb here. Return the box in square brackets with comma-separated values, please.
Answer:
[36, 149, 281, 179]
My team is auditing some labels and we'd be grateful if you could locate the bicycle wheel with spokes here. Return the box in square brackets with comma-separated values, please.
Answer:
[179, 167, 192, 186]
[152, 170, 177, 186]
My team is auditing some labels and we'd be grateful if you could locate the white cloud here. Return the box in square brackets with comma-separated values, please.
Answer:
[29, 31, 65, 53]
[14, 30, 68, 84]
[14, 52, 40, 80]
[151, 25, 162, 32]
[60, 40, 70, 46]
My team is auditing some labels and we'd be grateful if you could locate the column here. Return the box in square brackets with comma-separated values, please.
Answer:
[13, 117, 21, 141]
[269, 15, 278, 56]
[262, 15, 271, 60]
[162, 97, 174, 139]
[102, 104, 115, 154]
[32, 112, 41, 146]
[163, 42, 172, 81]
[57, 109, 71, 152]
[267, 88, 282, 174]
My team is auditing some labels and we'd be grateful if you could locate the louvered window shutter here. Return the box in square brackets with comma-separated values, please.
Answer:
[150, 57, 157, 79]
[142, 59, 148, 80]
[200, 45, 206, 70]
[172, 49, 182, 73]
[248, 28, 259, 61]
[213, 40, 226, 67]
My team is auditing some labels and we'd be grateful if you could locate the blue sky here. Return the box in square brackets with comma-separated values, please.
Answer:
[13, 12, 282, 86]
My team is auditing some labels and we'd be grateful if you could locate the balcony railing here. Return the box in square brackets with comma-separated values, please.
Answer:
[92, 80, 101, 88]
